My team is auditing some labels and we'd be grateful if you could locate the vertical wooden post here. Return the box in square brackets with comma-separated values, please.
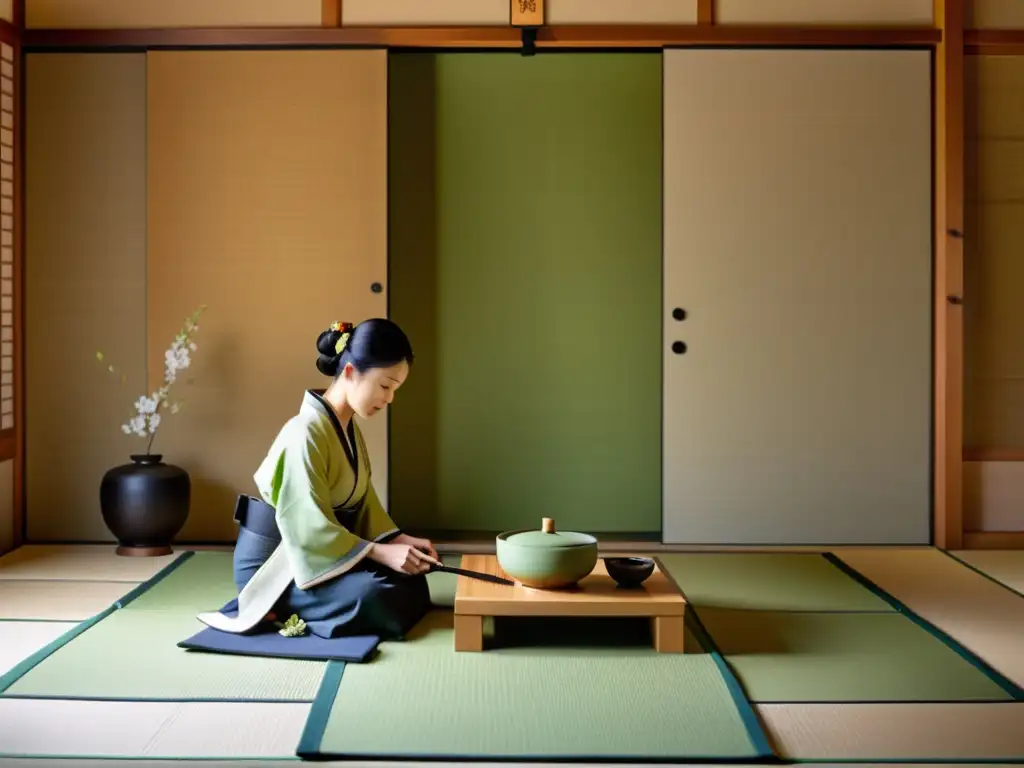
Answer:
[697, 0, 714, 25]
[322, 0, 341, 27]
[9, 0, 23, 555]
[933, 0, 965, 550]
[511, 0, 544, 27]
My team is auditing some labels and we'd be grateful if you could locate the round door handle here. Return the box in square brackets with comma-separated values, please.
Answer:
[672, 308, 687, 321]
[370, 282, 383, 294]
[672, 341, 687, 355]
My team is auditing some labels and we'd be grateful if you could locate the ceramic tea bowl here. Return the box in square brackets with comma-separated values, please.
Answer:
[604, 556, 655, 588]
[495, 517, 598, 589]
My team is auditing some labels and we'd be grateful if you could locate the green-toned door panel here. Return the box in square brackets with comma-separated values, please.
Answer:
[389, 52, 663, 535]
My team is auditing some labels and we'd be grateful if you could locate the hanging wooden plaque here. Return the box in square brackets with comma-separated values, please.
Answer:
[511, 0, 544, 27]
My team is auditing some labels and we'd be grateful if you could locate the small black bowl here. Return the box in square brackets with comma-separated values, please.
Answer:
[605, 557, 655, 588]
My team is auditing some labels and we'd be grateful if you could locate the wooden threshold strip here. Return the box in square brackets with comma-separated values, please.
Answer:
[965, 29, 1024, 55]
[22, 24, 941, 50]
[964, 448, 1024, 462]
[963, 531, 1024, 550]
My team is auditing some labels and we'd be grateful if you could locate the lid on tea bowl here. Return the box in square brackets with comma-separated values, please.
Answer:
[500, 518, 597, 549]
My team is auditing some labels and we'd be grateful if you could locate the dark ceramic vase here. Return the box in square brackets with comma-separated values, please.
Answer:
[100, 454, 191, 557]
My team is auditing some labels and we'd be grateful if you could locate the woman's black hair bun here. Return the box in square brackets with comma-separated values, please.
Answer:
[315, 325, 347, 377]
[313, 318, 412, 378]
[316, 328, 341, 357]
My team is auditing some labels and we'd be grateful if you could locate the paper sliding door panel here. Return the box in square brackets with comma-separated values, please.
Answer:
[341, 0, 508, 26]
[545, 0, 698, 24]
[968, 0, 1024, 29]
[714, 0, 933, 25]
[27, 0, 322, 28]
[146, 51, 387, 542]
[964, 55, 1024, 454]
[25, 54, 148, 542]
[662, 49, 933, 545]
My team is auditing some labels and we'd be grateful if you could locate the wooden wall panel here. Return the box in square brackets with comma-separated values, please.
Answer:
[546, 0, 698, 24]
[0, 460, 11, 553]
[964, 461, 1024, 532]
[968, 0, 1024, 29]
[0, 41, 15, 442]
[341, 0, 508, 26]
[27, 0, 322, 29]
[715, 0, 933, 25]
[0, 2, 12, 24]
[964, 55, 1024, 455]
[25, 53, 148, 542]
[963, 55, 1024, 537]
[146, 50, 388, 543]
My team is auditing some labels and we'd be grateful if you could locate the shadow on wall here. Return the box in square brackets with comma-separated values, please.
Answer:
[186, 476, 244, 543]
[161, 332, 256, 542]
[387, 53, 440, 532]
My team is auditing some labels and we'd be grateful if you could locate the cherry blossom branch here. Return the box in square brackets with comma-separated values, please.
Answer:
[97, 305, 207, 454]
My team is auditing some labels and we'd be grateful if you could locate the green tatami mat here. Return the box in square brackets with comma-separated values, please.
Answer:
[658, 552, 893, 612]
[0, 551, 324, 702]
[117, 550, 461, 612]
[698, 607, 1015, 703]
[298, 611, 771, 762]
[0, 550, 463, 702]
[0, 607, 325, 701]
[117, 551, 239, 611]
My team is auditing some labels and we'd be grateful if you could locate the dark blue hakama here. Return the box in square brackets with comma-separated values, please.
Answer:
[225, 496, 432, 640]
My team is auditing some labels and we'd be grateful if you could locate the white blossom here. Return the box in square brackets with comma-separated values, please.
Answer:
[103, 304, 207, 452]
[135, 396, 158, 414]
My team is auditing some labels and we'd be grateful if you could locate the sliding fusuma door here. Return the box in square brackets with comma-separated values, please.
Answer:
[389, 53, 663, 537]
[662, 49, 933, 544]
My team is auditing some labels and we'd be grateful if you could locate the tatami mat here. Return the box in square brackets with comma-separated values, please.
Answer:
[2, 608, 326, 702]
[0, 544, 177, 582]
[2, 553, 326, 702]
[698, 607, 1013, 702]
[0, 698, 309, 759]
[0, 620, 76, 676]
[951, 549, 1024, 596]
[758, 701, 1024, 761]
[0, 764, 1002, 768]
[658, 552, 891, 612]
[835, 548, 1024, 689]
[303, 611, 769, 762]
[2, 544, 1022, 766]
[0, 579, 133, 620]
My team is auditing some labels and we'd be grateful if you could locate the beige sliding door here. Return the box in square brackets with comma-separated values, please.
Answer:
[662, 49, 933, 544]
[146, 50, 388, 541]
[25, 54, 148, 541]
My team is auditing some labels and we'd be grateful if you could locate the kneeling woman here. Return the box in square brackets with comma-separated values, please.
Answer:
[198, 319, 438, 639]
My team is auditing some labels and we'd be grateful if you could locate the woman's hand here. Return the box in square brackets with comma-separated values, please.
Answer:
[368, 541, 439, 575]
[394, 533, 439, 562]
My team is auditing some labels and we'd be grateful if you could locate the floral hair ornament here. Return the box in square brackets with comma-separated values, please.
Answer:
[331, 321, 355, 355]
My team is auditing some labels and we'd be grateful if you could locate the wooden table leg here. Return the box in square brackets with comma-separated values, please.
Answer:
[454, 614, 484, 652]
[652, 616, 685, 653]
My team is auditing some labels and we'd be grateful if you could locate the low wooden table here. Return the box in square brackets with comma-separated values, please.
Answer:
[452, 554, 687, 653]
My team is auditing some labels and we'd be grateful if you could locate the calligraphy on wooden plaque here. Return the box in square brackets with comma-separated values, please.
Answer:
[511, 0, 544, 27]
